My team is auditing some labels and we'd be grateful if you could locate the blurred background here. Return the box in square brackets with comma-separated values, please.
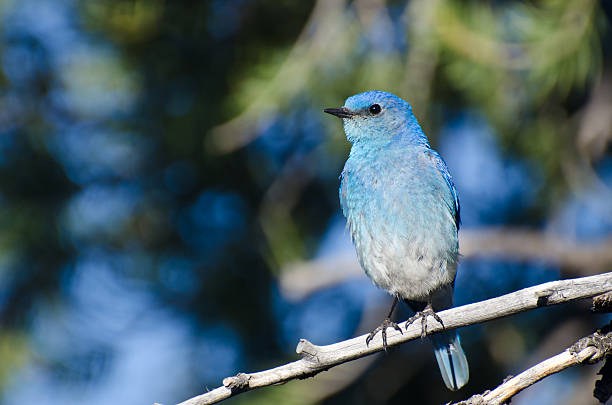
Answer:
[0, 0, 611, 404]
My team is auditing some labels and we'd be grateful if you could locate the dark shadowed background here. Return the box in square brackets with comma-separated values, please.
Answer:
[1, 1, 611, 404]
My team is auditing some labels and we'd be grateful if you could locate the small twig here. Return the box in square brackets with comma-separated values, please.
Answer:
[454, 323, 612, 405]
[169, 272, 612, 405]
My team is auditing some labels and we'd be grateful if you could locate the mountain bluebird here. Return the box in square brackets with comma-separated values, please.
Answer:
[324, 91, 469, 390]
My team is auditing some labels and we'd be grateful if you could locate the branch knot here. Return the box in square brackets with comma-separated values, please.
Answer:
[536, 289, 555, 306]
[222, 373, 251, 392]
[296, 339, 320, 364]
[569, 324, 612, 364]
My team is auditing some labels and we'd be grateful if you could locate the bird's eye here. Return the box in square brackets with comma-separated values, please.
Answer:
[369, 104, 382, 115]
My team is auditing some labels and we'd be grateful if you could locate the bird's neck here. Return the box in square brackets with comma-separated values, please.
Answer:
[402, 114, 430, 148]
[350, 127, 430, 157]
[347, 139, 422, 169]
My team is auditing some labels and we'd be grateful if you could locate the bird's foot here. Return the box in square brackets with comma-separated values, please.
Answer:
[405, 304, 444, 339]
[365, 318, 403, 350]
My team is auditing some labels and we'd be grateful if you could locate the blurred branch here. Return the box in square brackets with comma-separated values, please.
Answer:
[559, 70, 612, 213]
[399, 0, 439, 115]
[171, 272, 612, 405]
[435, 0, 596, 70]
[459, 228, 612, 274]
[454, 322, 612, 405]
[577, 72, 612, 163]
[280, 227, 612, 300]
[280, 254, 359, 300]
[207, 0, 352, 153]
[258, 146, 324, 266]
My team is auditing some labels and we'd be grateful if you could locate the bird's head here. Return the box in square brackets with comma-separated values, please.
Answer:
[324, 90, 428, 146]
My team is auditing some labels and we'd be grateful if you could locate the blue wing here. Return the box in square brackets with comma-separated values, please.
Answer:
[424, 149, 461, 229]
[339, 168, 348, 216]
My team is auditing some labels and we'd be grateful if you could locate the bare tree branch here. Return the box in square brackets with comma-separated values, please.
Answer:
[169, 272, 612, 405]
[454, 322, 612, 405]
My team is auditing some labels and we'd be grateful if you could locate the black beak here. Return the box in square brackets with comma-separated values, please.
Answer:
[323, 107, 355, 119]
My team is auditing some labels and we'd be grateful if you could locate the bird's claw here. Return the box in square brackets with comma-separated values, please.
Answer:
[405, 304, 444, 339]
[366, 318, 403, 350]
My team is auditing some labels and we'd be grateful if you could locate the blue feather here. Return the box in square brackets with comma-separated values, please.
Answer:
[431, 330, 469, 390]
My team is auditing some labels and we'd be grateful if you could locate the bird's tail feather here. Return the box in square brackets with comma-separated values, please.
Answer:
[430, 330, 469, 391]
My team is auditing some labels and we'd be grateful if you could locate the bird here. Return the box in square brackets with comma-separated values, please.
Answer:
[324, 90, 469, 391]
